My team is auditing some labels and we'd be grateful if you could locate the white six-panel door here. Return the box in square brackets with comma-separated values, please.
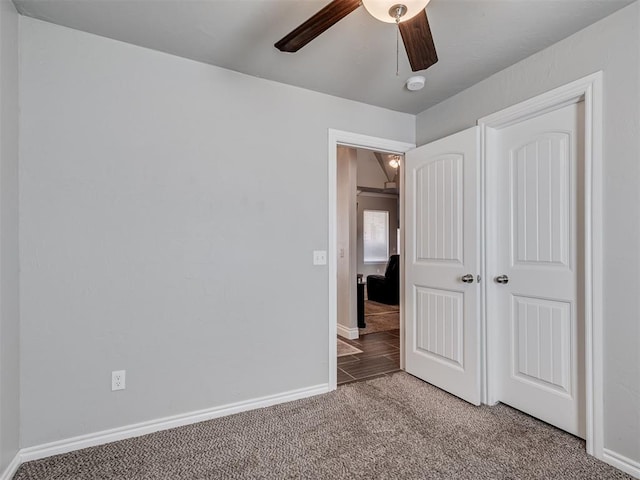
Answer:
[492, 102, 585, 437]
[405, 126, 481, 405]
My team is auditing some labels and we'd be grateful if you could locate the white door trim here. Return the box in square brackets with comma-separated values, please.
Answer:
[478, 72, 604, 458]
[328, 129, 415, 391]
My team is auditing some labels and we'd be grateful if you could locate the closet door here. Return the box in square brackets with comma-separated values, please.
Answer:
[492, 102, 585, 438]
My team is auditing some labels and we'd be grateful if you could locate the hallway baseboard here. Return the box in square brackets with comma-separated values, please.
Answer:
[337, 324, 359, 340]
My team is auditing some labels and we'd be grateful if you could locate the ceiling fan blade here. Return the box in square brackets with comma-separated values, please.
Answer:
[399, 10, 438, 72]
[275, 0, 361, 53]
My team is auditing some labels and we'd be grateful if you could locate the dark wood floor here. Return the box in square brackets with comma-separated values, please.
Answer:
[337, 329, 401, 385]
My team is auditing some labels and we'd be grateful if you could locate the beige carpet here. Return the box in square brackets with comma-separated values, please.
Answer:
[359, 311, 399, 335]
[337, 338, 363, 357]
[13, 373, 631, 480]
[360, 300, 399, 334]
[364, 300, 399, 316]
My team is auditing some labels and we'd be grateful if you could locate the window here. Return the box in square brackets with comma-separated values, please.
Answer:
[363, 210, 389, 263]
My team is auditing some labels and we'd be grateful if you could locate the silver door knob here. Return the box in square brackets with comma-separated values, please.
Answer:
[495, 275, 509, 284]
[461, 274, 474, 284]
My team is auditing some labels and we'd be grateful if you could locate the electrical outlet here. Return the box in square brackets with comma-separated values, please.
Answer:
[112, 370, 126, 391]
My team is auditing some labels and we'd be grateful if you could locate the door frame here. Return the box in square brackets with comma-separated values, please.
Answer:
[328, 129, 415, 391]
[478, 72, 604, 457]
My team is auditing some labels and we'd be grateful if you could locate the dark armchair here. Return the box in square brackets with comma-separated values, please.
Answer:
[366, 255, 400, 305]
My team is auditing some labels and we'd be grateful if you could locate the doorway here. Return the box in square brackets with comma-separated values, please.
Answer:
[336, 147, 404, 384]
[327, 130, 414, 390]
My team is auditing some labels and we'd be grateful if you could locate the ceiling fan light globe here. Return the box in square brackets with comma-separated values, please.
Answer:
[361, 0, 431, 24]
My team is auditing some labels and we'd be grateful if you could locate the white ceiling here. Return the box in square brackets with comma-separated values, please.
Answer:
[13, 0, 634, 114]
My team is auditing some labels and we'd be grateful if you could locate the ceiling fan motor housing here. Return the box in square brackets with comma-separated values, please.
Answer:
[362, 0, 431, 23]
[389, 4, 408, 20]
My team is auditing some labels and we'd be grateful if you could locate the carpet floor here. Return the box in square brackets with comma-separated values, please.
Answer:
[14, 372, 630, 480]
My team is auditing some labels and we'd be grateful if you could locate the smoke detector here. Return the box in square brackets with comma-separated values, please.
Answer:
[406, 76, 425, 91]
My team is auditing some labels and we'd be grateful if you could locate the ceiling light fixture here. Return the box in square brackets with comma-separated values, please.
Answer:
[361, 0, 431, 24]
[389, 156, 401, 168]
[361, 1, 432, 76]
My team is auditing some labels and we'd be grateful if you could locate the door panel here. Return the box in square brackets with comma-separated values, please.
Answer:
[512, 133, 571, 266]
[494, 103, 585, 437]
[416, 154, 463, 263]
[416, 287, 463, 368]
[405, 126, 480, 405]
[512, 296, 572, 394]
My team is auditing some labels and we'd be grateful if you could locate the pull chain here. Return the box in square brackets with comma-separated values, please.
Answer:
[396, 20, 399, 76]
[392, 5, 405, 77]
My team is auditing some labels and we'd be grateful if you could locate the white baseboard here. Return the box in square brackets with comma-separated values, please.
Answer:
[20, 383, 329, 464]
[603, 448, 640, 479]
[337, 324, 359, 340]
[0, 452, 21, 480]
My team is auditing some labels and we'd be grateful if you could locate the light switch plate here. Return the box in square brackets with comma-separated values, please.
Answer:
[313, 250, 327, 265]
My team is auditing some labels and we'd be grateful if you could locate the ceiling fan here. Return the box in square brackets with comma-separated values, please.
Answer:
[274, 0, 437, 73]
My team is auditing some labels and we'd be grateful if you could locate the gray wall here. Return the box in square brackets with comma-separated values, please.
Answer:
[357, 194, 399, 279]
[337, 147, 357, 332]
[18, 17, 414, 447]
[416, 2, 639, 463]
[0, 0, 20, 472]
